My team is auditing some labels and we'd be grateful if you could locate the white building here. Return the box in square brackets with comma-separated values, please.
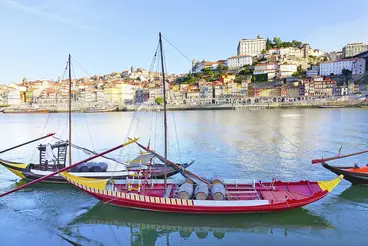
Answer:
[279, 64, 297, 78]
[237, 35, 266, 56]
[227, 55, 252, 69]
[320, 58, 366, 76]
[343, 43, 368, 58]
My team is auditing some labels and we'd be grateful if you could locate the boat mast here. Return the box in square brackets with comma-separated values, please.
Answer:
[159, 33, 168, 192]
[68, 54, 72, 166]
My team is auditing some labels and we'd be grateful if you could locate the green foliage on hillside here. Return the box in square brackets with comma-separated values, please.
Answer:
[266, 37, 303, 50]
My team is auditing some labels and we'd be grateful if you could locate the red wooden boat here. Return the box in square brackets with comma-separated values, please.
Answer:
[60, 172, 343, 214]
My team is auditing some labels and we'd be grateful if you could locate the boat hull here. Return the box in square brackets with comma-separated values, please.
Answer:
[0, 159, 190, 184]
[322, 163, 368, 185]
[61, 172, 343, 214]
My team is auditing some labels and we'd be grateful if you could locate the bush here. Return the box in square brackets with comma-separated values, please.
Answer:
[155, 97, 164, 105]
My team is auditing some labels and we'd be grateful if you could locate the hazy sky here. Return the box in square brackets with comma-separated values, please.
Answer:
[1, 0, 367, 83]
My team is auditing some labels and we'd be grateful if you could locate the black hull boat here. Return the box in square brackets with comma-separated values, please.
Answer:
[0, 158, 193, 184]
[312, 149, 368, 185]
[322, 162, 368, 185]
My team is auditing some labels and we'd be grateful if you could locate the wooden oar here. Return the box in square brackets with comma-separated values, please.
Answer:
[0, 138, 139, 198]
[312, 149, 368, 164]
[133, 140, 211, 185]
[0, 133, 55, 154]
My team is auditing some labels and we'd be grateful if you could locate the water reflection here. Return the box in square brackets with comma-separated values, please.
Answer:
[339, 185, 368, 203]
[61, 203, 332, 245]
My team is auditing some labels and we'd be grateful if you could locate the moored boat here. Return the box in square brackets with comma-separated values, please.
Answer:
[60, 171, 343, 214]
[0, 141, 193, 184]
[312, 149, 368, 185]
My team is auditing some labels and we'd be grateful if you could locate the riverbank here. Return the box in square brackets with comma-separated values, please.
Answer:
[1, 100, 367, 113]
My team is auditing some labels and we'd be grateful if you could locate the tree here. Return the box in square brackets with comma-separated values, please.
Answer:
[292, 40, 302, 48]
[261, 49, 267, 55]
[266, 38, 273, 50]
[273, 37, 282, 47]
[323, 57, 328, 62]
[155, 97, 164, 105]
[217, 63, 224, 71]
[342, 68, 352, 76]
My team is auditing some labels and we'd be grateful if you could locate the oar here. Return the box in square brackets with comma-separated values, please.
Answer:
[0, 138, 139, 198]
[133, 140, 211, 185]
[0, 133, 55, 154]
[312, 149, 368, 164]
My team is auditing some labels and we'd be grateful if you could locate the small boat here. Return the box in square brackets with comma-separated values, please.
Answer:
[320, 163, 368, 185]
[312, 149, 368, 185]
[317, 105, 341, 108]
[0, 141, 193, 184]
[60, 171, 343, 214]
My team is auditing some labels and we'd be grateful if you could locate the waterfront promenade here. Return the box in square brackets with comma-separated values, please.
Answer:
[2, 93, 367, 113]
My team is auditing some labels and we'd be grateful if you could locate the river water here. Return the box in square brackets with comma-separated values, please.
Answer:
[0, 109, 367, 246]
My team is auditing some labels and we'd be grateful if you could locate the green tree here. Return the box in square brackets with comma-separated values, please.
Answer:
[292, 40, 302, 47]
[217, 63, 224, 71]
[266, 38, 273, 50]
[342, 68, 352, 76]
[155, 97, 164, 105]
[323, 57, 328, 62]
[261, 49, 267, 55]
[273, 37, 282, 47]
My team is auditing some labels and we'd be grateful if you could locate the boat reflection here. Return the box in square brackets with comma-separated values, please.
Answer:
[61, 202, 332, 245]
[339, 185, 368, 203]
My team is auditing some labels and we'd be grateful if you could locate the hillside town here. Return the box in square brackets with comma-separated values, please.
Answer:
[1, 35, 368, 111]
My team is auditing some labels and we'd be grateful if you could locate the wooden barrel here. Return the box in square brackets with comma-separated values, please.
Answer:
[211, 183, 226, 200]
[79, 163, 90, 172]
[212, 177, 224, 185]
[178, 182, 193, 200]
[91, 162, 108, 172]
[195, 183, 209, 200]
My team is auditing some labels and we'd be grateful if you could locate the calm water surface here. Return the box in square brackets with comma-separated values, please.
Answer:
[0, 109, 368, 246]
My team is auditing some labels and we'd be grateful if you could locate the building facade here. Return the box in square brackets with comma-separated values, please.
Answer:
[320, 58, 366, 76]
[237, 35, 266, 56]
[343, 43, 368, 58]
[227, 55, 252, 69]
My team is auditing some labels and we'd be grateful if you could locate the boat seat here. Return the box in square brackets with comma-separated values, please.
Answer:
[227, 191, 257, 194]
[260, 190, 308, 203]
[164, 185, 173, 198]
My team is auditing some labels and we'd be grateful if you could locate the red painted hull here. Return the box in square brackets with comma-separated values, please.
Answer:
[85, 189, 328, 214]
[63, 173, 338, 214]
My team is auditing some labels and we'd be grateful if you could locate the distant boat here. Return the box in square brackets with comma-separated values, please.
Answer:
[317, 105, 341, 108]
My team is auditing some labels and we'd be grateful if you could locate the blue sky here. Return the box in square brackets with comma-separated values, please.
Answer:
[1, 0, 367, 83]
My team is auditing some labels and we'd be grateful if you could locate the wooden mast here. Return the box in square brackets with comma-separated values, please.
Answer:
[159, 33, 168, 192]
[68, 54, 72, 166]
